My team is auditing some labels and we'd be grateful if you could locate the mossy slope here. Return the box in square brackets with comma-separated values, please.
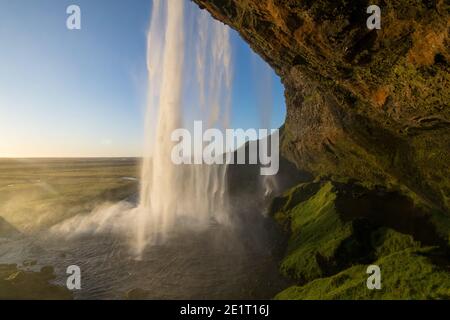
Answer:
[276, 182, 353, 281]
[271, 181, 450, 299]
[276, 247, 450, 300]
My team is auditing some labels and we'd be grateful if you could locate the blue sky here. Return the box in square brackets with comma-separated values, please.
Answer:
[0, 0, 285, 157]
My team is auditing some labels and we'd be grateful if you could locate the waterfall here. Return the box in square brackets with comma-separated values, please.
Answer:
[136, 0, 233, 254]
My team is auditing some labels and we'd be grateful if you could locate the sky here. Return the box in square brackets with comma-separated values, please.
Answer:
[0, 0, 286, 158]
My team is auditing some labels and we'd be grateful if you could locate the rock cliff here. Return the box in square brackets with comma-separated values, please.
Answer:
[193, 0, 450, 299]
[193, 0, 449, 211]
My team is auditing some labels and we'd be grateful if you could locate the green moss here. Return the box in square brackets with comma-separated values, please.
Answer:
[429, 209, 450, 247]
[276, 245, 450, 300]
[276, 228, 450, 300]
[390, 61, 449, 115]
[279, 182, 354, 281]
[371, 228, 420, 258]
[272, 180, 450, 300]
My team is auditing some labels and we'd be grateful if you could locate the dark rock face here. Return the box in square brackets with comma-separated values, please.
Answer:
[193, 0, 449, 211]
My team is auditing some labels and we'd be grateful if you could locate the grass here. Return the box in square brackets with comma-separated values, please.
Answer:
[0, 158, 139, 232]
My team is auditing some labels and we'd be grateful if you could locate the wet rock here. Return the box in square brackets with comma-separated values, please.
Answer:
[0, 264, 72, 300]
[40, 266, 56, 281]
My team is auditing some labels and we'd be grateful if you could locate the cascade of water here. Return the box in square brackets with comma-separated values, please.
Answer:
[136, 0, 232, 254]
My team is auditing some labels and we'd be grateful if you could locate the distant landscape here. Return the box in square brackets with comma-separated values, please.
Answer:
[0, 158, 139, 232]
[0, 158, 139, 299]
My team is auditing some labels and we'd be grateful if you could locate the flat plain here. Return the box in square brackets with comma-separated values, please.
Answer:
[0, 158, 139, 233]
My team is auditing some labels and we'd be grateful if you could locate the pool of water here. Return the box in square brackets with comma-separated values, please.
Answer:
[0, 208, 290, 299]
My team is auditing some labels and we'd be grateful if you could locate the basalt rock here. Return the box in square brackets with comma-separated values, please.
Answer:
[193, 0, 450, 212]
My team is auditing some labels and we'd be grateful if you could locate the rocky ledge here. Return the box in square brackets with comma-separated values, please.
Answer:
[193, 0, 450, 299]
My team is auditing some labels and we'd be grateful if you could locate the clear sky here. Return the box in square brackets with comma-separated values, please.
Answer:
[0, 0, 286, 158]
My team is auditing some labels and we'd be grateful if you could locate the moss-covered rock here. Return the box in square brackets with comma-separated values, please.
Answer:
[193, 0, 450, 212]
[371, 228, 420, 257]
[275, 245, 450, 300]
[270, 180, 450, 299]
[0, 264, 72, 300]
[193, 0, 450, 300]
[277, 182, 354, 281]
